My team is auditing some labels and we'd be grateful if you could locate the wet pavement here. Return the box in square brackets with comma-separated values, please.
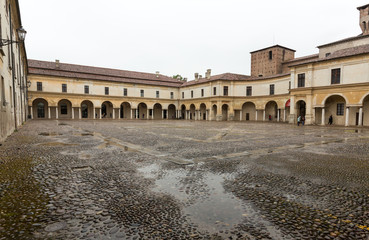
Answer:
[0, 120, 369, 239]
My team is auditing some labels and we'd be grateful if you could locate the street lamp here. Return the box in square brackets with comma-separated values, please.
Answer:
[0, 26, 27, 46]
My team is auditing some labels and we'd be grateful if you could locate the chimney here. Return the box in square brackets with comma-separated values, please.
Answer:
[55, 59, 60, 69]
[199, 75, 202, 79]
[358, 4, 369, 35]
[156, 71, 160, 78]
[183, 78, 188, 82]
[194, 73, 199, 81]
[206, 69, 211, 79]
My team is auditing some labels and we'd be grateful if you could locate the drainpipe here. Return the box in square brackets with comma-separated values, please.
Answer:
[9, 3, 17, 130]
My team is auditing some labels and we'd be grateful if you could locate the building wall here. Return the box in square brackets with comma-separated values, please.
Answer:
[0, 0, 28, 143]
[251, 46, 294, 77]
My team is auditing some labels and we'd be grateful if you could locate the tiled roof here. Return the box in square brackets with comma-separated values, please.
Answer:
[317, 34, 369, 48]
[283, 54, 319, 64]
[289, 44, 369, 67]
[247, 73, 290, 81]
[28, 60, 183, 87]
[250, 45, 296, 54]
[181, 73, 251, 87]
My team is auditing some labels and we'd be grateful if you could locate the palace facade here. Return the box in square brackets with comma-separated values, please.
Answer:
[0, 0, 28, 142]
[28, 4, 369, 128]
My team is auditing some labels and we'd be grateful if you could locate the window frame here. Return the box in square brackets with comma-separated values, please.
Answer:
[337, 103, 344, 116]
[105, 87, 109, 95]
[123, 88, 128, 96]
[246, 86, 252, 96]
[37, 82, 42, 91]
[201, 89, 204, 97]
[269, 84, 275, 95]
[60, 103, 68, 115]
[297, 73, 305, 88]
[331, 68, 341, 84]
[156, 90, 159, 98]
[62, 83, 67, 93]
[140, 89, 144, 97]
[84, 85, 89, 94]
[223, 86, 228, 96]
[182, 92, 184, 99]
[170, 92, 174, 99]
[213, 87, 216, 95]
[191, 90, 193, 98]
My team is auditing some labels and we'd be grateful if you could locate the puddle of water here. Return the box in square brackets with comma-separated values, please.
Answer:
[39, 132, 62, 136]
[74, 133, 94, 136]
[39, 142, 78, 147]
[138, 164, 247, 233]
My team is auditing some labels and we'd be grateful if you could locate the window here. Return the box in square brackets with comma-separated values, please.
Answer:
[191, 90, 193, 98]
[62, 84, 67, 93]
[105, 87, 109, 95]
[223, 86, 228, 96]
[269, 84, 275, 95]
[297, 73, 305, 88]
[182, 92, 184, 99]
[37, 82, 42, 91]
[246, 86, 252, 96]
[364, 22, 367, 31]
[123, 88, 127, 96]
[170, 92, 174, 99]
[60, 103, 68, 115]
[84, 85, 89, 94]
[156, 91, 159, 98]
[201, 89, 204, 97]
[337, 103, 344, 116]
[269, 50, 273, 60]
[140, 89, 144, 97]
[289, 81, 291, 90]
[1, 76, 5, 106]
[213, 87, 216, 95]
[325, 53, 331, 57]
[331, 68, 341, 84]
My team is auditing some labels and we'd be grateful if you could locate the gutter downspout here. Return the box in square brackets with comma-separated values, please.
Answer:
[9, 3, 17, 130]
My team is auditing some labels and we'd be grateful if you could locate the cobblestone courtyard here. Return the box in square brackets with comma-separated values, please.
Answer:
[1, 120, 369, 239]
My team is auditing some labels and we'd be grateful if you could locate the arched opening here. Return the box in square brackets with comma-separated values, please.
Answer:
[138, 103, 148, 119]
[296, 100, 306, 117]
[190, 104, 196, 120]
[363, 95, 369, 126]
[81, 100, 94, 119]
[32, 98, 49, 119]
[242, 102, 256, 121]
[181, 105, 186, 119]
[120, 102, 131, 119]
[323, 95, 346, 125]
[101, 101, 113, 118]
[285, 99, 291, 122]
[168, 104, 176, 119]
[58, 99, 73, 119]
[212, 104, 217, 120]
[200, 103, 207, 120]
[265, 101, 278, 121]
[222, 104, 228, 121]
[153, 103, 162, 119]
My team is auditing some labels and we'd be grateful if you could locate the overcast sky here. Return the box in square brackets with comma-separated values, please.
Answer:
[19, 0, 368, 80]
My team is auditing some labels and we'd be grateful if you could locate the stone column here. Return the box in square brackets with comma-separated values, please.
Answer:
[147, 109, 149, 120]
[263, 110, 266, 121]
[185, 110, 188, 120]
[359, 107, 363, 126]
[71, 107, 75, 119]
[79, 107, 82, 119]
[100, 108, 102, 119]
[130, 109, 132, 119]
[345, 107, 349, 127]
[56, 107, 59, 119]
[255, 110, 258, 121]
[284, 109, 286, 122]
[209, 108, 213, 121]
[112, 108, 115, 119]
[162, 109, 164, 119]
[119, 108, 121, 119]
[30, 106, 33, 119]
[48, 107, 51, 119]
[93, 108, 96, 119]
[321, 108, 325, 126]
[277, 109, 280, 122]
[240, 110, 243, 121]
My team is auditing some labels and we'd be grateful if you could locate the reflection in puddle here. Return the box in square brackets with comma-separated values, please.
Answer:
[138, 164, 248, 234]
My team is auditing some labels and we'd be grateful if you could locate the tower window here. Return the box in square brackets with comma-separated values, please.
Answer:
[363, 22, 367, 31]
[269, 51, 273, 60]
